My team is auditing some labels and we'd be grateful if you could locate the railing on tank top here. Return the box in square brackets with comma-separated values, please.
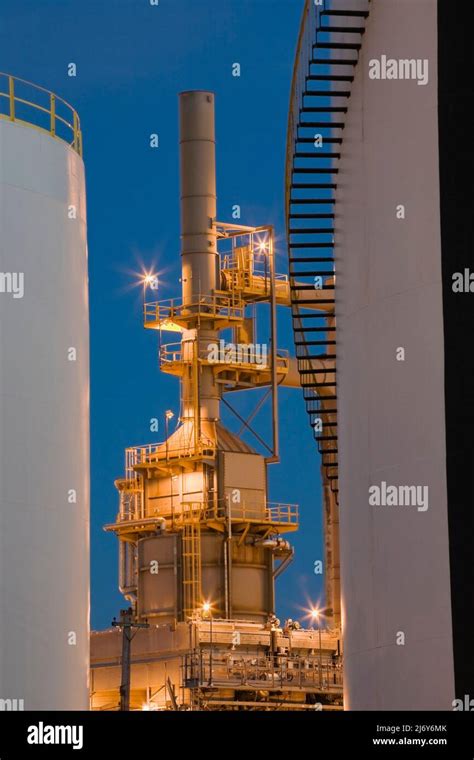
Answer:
[116, 496, 299, 527]
[177, 499, 299, 527]
[0, 72, 82, 156]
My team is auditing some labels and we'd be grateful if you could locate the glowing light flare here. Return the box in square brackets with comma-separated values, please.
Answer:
[298, 601, 325, 626]
[201, 601, 214, 619]
[255, 238, 269, 253]
[142, 271, 159, 289]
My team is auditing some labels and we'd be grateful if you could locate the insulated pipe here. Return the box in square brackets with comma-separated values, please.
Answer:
[253, 538, 291, 551]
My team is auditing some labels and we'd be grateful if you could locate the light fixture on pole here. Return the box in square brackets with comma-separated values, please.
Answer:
[202, 602, 213, 686]
[142, 272, 158, 307]
[311, 608, 323, 689]
[164, 410, 174, 461]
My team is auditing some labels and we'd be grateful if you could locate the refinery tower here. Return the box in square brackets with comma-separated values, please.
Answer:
[90, 91, 341, 711]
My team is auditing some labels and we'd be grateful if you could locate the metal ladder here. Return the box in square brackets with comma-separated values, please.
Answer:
[181, 504, 203, 619]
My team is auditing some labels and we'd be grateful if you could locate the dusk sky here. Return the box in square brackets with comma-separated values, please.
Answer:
[0, 0, 324, 630]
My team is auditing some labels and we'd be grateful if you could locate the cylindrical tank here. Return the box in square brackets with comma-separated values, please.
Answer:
[137, 533, 273, 624]
[0, 78, 89, 709]
[335, 0, 455, 709]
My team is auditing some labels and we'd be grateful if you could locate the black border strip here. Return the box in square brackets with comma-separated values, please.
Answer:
[438, 0, 474, 699]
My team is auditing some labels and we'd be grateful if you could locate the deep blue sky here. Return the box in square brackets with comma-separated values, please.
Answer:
[0, 0, 324, 630]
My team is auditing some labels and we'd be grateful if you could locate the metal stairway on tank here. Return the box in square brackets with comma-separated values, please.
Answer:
[285, 0, 372, 503]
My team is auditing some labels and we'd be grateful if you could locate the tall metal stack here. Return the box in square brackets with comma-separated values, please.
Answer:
[109, 91, 294, 625]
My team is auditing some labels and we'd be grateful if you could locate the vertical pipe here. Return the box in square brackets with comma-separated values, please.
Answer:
[119, 612, 132, 711]
[267, 229, 280, 463]
[226, 494, 233, 619]
[318, 625, 322, 689]
[223, 537, 229, 619]
[208, 615, 213, 686]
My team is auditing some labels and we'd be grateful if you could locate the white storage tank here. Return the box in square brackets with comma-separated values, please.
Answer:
[335, 0, 457, 709]
[0, 74, 89, 709]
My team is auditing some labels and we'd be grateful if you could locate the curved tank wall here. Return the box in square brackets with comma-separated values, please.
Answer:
[137, 533, 273, 623]
[0, 119, 89, 709]
[335, 0, 455, 709]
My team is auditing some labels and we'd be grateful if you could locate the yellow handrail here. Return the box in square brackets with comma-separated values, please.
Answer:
[0, 72, 82, 157]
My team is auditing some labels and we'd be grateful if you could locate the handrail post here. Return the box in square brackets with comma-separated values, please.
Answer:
[50, 93, 56, 137]
[8, 76, 15, 121]
[73, 111, 79, 154]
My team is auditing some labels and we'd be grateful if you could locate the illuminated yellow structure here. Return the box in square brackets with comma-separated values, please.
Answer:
[90, 91, 340, 711]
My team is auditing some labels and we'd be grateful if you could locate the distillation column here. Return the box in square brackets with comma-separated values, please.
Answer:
[93, 89, 343, 711]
